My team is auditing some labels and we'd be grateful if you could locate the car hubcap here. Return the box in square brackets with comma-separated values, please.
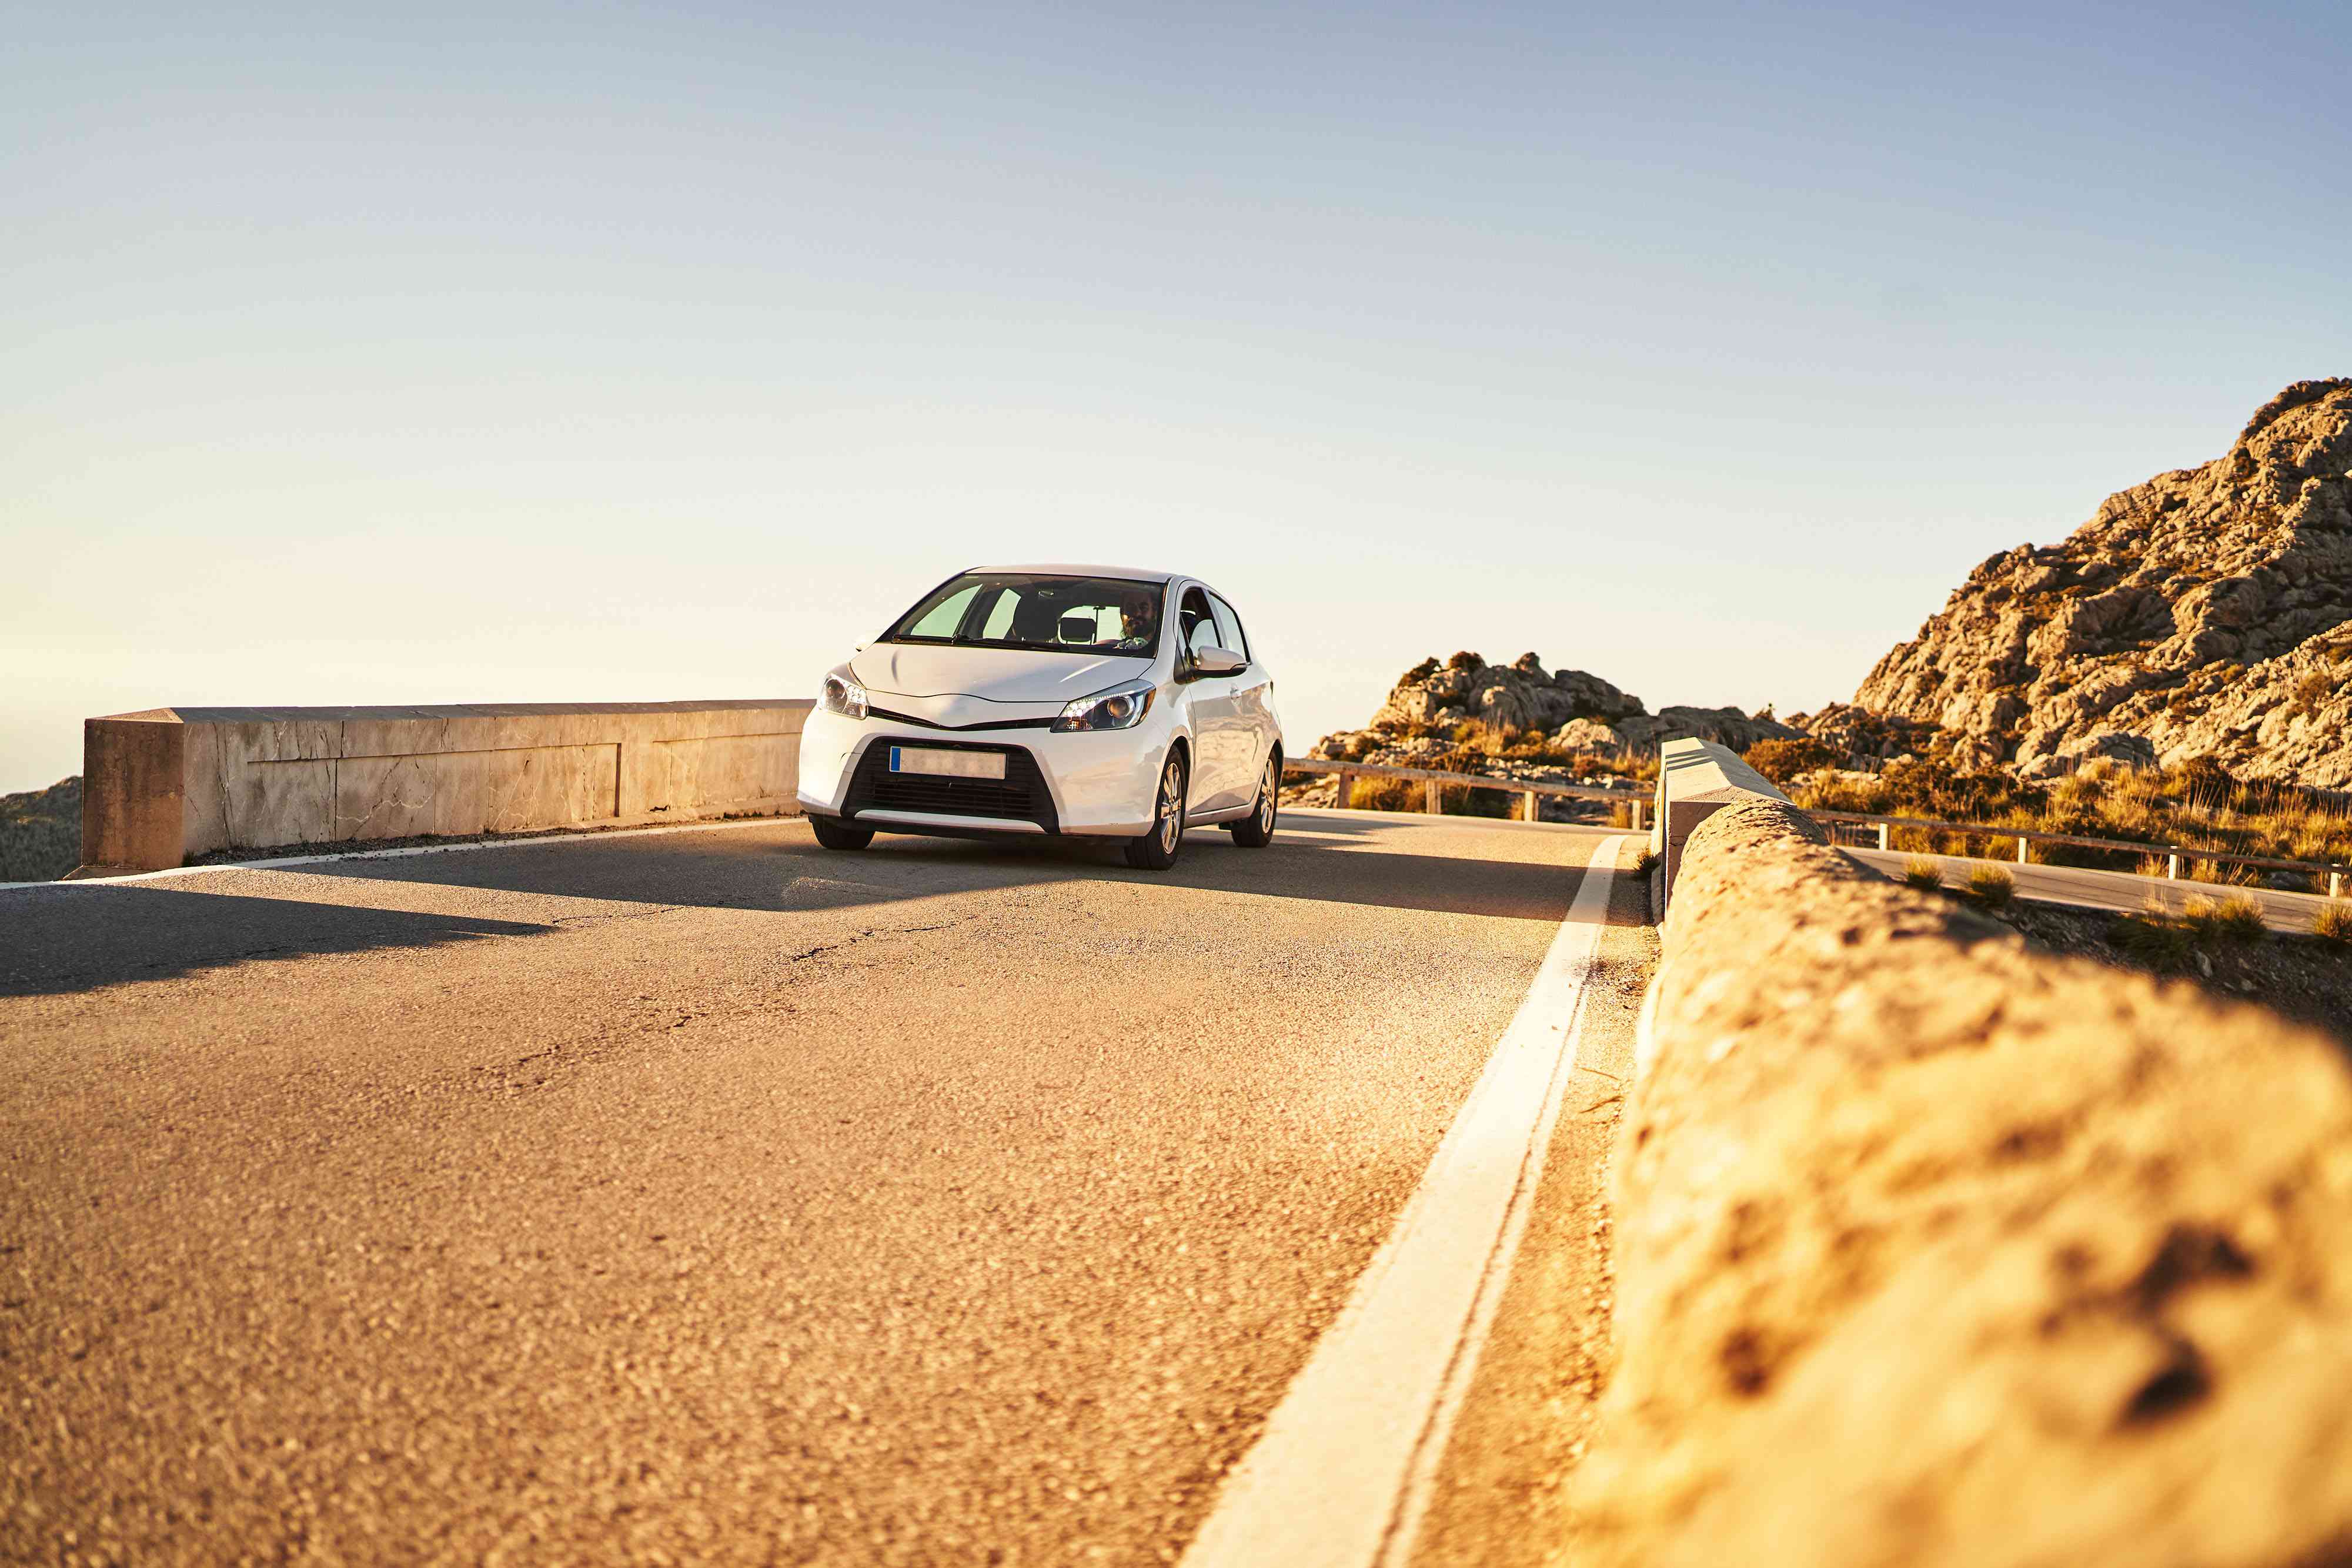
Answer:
[1160, 761, 1182, 851]
[1261, 763, 1276, 830]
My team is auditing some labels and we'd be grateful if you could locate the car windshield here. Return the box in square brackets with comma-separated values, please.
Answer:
[879, 573, 1164, 657]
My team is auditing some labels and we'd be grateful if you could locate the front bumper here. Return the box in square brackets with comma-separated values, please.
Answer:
[796, 707, 1168, 837]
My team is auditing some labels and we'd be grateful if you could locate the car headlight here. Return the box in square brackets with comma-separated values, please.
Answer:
[1053, 678, 1157, 733]
[821, 668, 868, 721]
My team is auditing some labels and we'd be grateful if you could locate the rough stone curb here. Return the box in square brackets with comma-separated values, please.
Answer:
[1573, 796, 2352, 1567]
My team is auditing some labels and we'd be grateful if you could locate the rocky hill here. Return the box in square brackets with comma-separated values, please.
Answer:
[1, 777, 82, 882]
[1304, 651, 1795, 801]
[1848, 378, 2352, 785]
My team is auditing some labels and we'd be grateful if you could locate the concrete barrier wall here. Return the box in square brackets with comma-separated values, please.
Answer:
[1577, 769, 2352, 1566]
[1649, 734, 1786, 910]
[81, 701, 812, 872]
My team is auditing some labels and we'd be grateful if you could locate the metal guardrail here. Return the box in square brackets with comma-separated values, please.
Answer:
[1281, 755, 2348, 898]
[1280, 758, 1649, 827]
[1809, 806, 2348, 896]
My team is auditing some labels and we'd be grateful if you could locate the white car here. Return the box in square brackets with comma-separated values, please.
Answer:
[796, 564, 1284, 869]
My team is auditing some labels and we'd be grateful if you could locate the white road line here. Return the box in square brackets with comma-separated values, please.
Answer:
[0, 815, 800, 894]
[1179, 833, 1632, 1568]
[1284, 805, 1634, 835]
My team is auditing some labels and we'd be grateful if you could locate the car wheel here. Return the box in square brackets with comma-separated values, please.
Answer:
[1227, 754, 1279, 848]
[809, 814, 875, 851]
[1124, 751, 1188, 870]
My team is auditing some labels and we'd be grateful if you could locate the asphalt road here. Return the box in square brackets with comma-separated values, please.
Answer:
[1845, 845, 2341, 933]
[1, 809, 1653, 1567]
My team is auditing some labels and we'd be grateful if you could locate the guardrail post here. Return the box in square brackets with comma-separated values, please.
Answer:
[2017, 836, 2029, 865]
[1631, 798, 1646, 831]
[2167, 853, 2180, 880]
[1335, 770, 1354, 810]
[1876, 823, 1890, 851]
[1521, 788, 1538, 823]
[1423, 778, 1442, 815]
[2334, 870, 2344, 900]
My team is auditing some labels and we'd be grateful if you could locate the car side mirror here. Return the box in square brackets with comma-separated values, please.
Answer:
[1194, 647, 1246, 676]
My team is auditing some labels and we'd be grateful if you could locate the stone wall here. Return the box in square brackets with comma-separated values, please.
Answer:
[1577, 787, 2352, 1566]
[80, 701, 811, 872]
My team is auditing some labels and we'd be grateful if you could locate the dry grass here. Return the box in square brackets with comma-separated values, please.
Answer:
[1743, 737, 1842, 783]
[1788, 755, 2352, 892]
[1902, 855, 1943, 890]
[2112, 911, 2195, 969]
[1966, 863, 2016, 908]
[2182, 892, 2268, 944]
[2113, 891, 2270, 970]
[1325, 715, 1658, 820]
[1342, 775, 1516, 818]
[2312, 901, 2352, 945]
[1441, 719, 1659, 783]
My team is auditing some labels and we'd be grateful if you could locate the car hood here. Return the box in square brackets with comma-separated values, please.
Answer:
[851, 644, 1154, 706]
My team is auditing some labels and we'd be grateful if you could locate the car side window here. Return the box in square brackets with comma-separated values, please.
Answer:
[1180, 587, 1218, 666]
[1207, 594, 1248, 665]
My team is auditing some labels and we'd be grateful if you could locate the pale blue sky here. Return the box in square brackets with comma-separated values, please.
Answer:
[7, 1, 2348, 790]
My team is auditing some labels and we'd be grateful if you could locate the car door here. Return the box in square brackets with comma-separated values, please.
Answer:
[1176, 584, 1246, 810]
[1205, 591, 1274, 798]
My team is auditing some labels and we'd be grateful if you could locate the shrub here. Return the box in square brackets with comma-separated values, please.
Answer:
[2182, 893, 2267, 945]
[1344, 777, 1411, 811]
[1966, 863, 2016, 908]
[2314, 901, 2352, 945]
[2294, 668, 2336, 711]
[2112, 913, 2193, 971]
[0, 778, 82, 882]
[1902, 855, 1943, 890]
[2214, 894, 2269, 942]
[1743, 736, 1841, 784]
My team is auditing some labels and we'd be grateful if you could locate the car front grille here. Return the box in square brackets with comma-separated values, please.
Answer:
[843, 740, 1058, 832]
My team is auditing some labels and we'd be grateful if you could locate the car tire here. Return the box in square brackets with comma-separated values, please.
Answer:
[1227, 754, 1279, 848]
[809, 814, 875, 851]
[1124, 751, 1188, 871]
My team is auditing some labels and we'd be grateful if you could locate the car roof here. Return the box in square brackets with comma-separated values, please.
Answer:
[963, 563, 1177, 585]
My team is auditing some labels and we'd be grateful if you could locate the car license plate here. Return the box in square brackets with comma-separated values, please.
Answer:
[889, 746, 1006, 781]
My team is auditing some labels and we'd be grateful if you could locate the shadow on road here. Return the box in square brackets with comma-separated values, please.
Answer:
[300, 817, 1624, 922]
[0, 887, 549, 998]
[0, 816, 1641, 998]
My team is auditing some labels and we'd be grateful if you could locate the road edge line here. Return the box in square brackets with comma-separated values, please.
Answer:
[1177, 833, 1632, 1568]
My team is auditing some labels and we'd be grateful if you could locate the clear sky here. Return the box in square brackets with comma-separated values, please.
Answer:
[7, 1, 2348, 791]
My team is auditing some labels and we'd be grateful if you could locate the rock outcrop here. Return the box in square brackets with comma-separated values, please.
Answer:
[1367, 651, 1646, 735]
[1322, 651, 1795, 762]
[1851, 379, 2352, 784]
[1292, 652, 1793, 818]
[1781, 701, 1940, 765]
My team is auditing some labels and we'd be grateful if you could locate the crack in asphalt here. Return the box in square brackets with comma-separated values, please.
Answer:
[787, 920, 967, 963]
[467, 916, 975, 1094]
